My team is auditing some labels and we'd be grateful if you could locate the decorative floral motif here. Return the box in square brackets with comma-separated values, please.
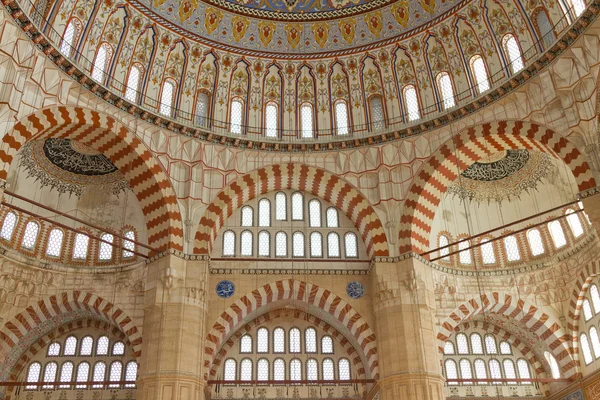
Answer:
[216, 280, 235, 298]
[347, 281, 365, 299]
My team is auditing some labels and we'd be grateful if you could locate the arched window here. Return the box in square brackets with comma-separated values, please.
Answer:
[322, 359, 334, 380]
[0, 212, 17, 240]
[536, 11, 556, 49]
[196, 92, 209, 127]
[503, 359, 517, 384]
[504, 235, 521, 261]
[290, 359, 302, 381]
[59, 361, 74, 389]
[444, 341, 455, 355]
[566, 209, 584, 237]
[109, 361, 123, 388]
[257, 358, 269, 381]
[582, 333, 593, 364]
[123, 230, 135, 258]
[96, 336, 109, 355]
[436, 72, 455, 110]
[275, 192, 286, 220]
[293, 231, 305, 257]
[42, 362, 58, 389]
[21, 221, 40, 250]
[334, 100, 350, 135]
[240, 230, 253, 256]
[502, 34, 524, 74]
[112, 342, 125, 355]
[241, 205, 253, 226]
[258, 199, 271, 227]
[274, 328, 285, 353]
[305, 328, 317, 353]
[159, 79, 176, 117]
[308, 199, 321, 227]
[60, 19, 81, 57]
[368, 96, 385, 130]
[240, 334, 252, 353]
[75, 362, 90, 389]
[548, 221, 567, 248]
[258, 231, 270, 257]
[48, 342, 61, 356]
[485, 335, 497, 354]
[80, 336, 93, 356]
[480, 239, 496, 264]
[327, 232, 340, 258]
[527, 229, 545, 256]
[300, 103, 314, 138]
[275, 232, 287, 257]
[474, 359, 487, 383]
[456, 333, 469, 354]
[274, 358, 285, 381]
[125, 64, 142, 103]
[489, 359, 502, 384]
[439, 235, 450, 261]
[240, 359, 253, 381]
[64, 336, 77, 356]
[224, 359, 237, 381]
[124, 361, 138, 388]
[326, 207, 339, 228]
[265, 102, 278, 137]
[458, 239, 472, 264]
[470, 55, 490, 94]
[291, 192, 304, 220]
[310, 232, 323, 257]
[459, 360, 473, 385]
[470, 333, 483, 354]
[499, 341, 512, 355]
[257, 328, 269, 353]
[590, 327, 600, 358]
[445, 359, 458, 385]
[91, 43, 112, 83]
[26, 362, 42, 389]
[92, 361, 106, 388]
[583, 299, 593, 321]
[223, 230, 235, 256]
[73, 233, 90, 260]
[403, 85, 420, 121]
[344, 232, 358, 258]
[322, 336, 334, 354]
[591, 285, 600, 314]
[46, 228, 64, 257]
[99, 233, 114, 261]
[289, 327, 301, 353]
[517, 359, 531, 384]
[306, 359, 318, 381]
[339, 359, 351, 380]
[230, 98, 244, 134]
[569, 0, 586, 17]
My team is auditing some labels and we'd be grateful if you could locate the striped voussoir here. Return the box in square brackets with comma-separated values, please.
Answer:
[0, 106, 183, 253]
[567, 260, 600, 368]
[0, 291, 142, 382]
[436, 292, 576, 379]
[194, 163, 388, 257]
[204, 279, 379, 379]
[209, 308, 367, 380]
[399, 121, 596, 256]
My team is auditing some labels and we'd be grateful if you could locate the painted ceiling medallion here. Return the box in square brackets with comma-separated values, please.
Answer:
[19, 139, 130, 197]
[448, 150, 553, 203]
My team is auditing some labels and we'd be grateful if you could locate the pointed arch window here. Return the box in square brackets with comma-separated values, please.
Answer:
[99, 233, 114, 260]
[527, 229, 545, 256]
[73, 233, 90, 260]
[458, 239, 472, 264]
[590, 285, 600, 313]
[123, 230, 135, 258]
[196, 92, 209, 127]
[334, 100, 350, 135]
[124, 361, 137, 388]
[581, 333, 593, 364]
[504, 235, 521, 261]
[583, 299, 593, 321]
[46, 228, 64, 257]
[436, 72, 455, 109]
[537, 11, 556, 49]
[275, 192, 287, 220]
[275, 231, 287, 257]
[109, 361, 123, 388]
[258, 231, 270, 257]
[240, 230, 253, 256]
[26, 362, 42, 389]
[291, 192, 304, 220]
[265, 102, 278, 137]
[310, 232, 323, 258]
[258, 199, 271, 227]
[309, 199, 321, 227]
[300, 103, 314, 138]
[223, 230, 235, 256]
[230, 98, 244, 134]
[480, 239, 496, 264]
[159, 79, 176, 117]
[91, 43, 113, 83]
[21, 221, 40, 250]
[439, 235, 450, 261]
[224, 359, 237, 381]
[274, 328, 285, 353]
[502, 34, 524, 74]
[445, 359, 458, 385]
[293, 232, 305, 257]
[403, 85, 420, 121]
[344, 232, 358, 258]
[327, 232, 340, 258]
[470, 55, 490, 94]
[60, 19, 82, 57]
[590, 327, 600, 358]
[548, 221, 567, 248]
[369, 96, 385, 130]
[326, 207, 339, 228]
[0, 212, 17, 240]
[257, 328, 269, 353]
[517, 359, 531, 384]
[566, 209, 584, 237]
[240, 359, 253, 381]
[125, 64, 142, 103]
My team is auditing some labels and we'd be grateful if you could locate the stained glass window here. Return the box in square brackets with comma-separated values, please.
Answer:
[480, 239, 496, 264]
[439, 235, 450, 261]
[293, 232, 305, 257]
[64, 336, 77, 356]
[26, 362, 41, 389]
[80, 336, 93, 356]
[470, 55, 490, 94]
[322, 336, 333, 354]
[369, 96, 385, 131]
[230, 99, 243, 134]
[344, 232, 358, 258]
[21, 221, 40, 250]
[309, 199, 321, 227]
[307, 359, 318, 381]
[240, 359, 253, 381]
[310, 232, 323, 257]
[59, 362, 74, 389]
[545, 351, 560, 378]
[437, 72, 455, 109]
[1, 212, 17, 240]
[43, 362, 58, 389]
[458, 239, 471, 264]
[403, 85, 420, 121]
[503, 34, 524, 74]
[591, 285, 600, 314]
[300, 104, 314, 138]
[223, 230, 235, 256]
[257, 358, 269, 381]
[275, 192, 286, 220]
[327, 232, 340, 258]
[517, 359, 531, 384]
[444, 341, 455, 355]
[274, 328, 285, 353]
[48, 342, 60, 356]
[96, 336, 109, 355]
[566, 209, 584, 237]
[125, 65, 141, 103]
[196, 92, 209, 127]
[92, 362, 106, 388]
[470, 334, 483, 354]
[326, 207, 339, 228]
[485, 335, 497, 354]
[306, 328, 317, 353]
[335, 101, 349, 135]
[240, 230, 253, 256]
[73, 233, 90, 260]
[224, 359, 237, 381]
[123, 230, 135, 258]
[275, 232, 287, 257]
[445, 359, 458, 385]
[241, 335, 252, 353]
[241, 206, 253, 227]
[590, 327, 600, 358]
[549, 221, 567, 248]
[457, 333, 469, 354]
[265, 102, 278, 137]
[339, 359, 351, 380]
[124, 361, 137, 388]
[257, 328, 269, 353]
[99, 233, 113, 260]
[274, 358, 285, 381]
[581, 333, 593, 364]
[290, 359, 302, 381]
[291, 192, 303, 220]
[258, 199, 271, 227]
[46, 229, 64, 257]
[489, 359, 502, 384]
[527, 229, 545, 256]
[290, 328, 301, 353]
[75, 362, 90, 389]
[499, 341, 512, 355]
[258, 231, 270, 256]
[322, 359, 334, 380]
[109, 361, 122, 388]
[504, 235, 521, 261]
[112, 342, 125, 355]
[583, 299, 593, 321]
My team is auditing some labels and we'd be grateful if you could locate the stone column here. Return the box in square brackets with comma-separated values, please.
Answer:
[137, 254, 210, 400]
[370, 256, 445, 400]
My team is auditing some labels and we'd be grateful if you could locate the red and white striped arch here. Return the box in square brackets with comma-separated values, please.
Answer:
[399, 121, 596, 256]
[437, 292, 576, 379]
[0, 291, 142, 382]
[0, 106, 183, 253]
[204, 279, 379, 379]
[194, 163, 389, 257]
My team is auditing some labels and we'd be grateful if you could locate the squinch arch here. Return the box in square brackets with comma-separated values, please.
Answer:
[0, 106, 183, 252]
[399, 121, 596, 255]
[194, 163, 389, 257]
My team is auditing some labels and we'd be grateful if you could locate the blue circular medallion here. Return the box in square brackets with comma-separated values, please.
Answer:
[346, 281, 364, 299]
[216, 280, 235, 298]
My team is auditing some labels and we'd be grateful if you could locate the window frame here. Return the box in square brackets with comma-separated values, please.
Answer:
[502, 34, 524, 74]
[436, 71, 456, 110]
[265, 101, 279, 138]
[333, 99, 350, 135]
[229, 97, 245, 135]
[45, 228, 65, 258]
[402, 84, 421, 122]
[125, 63, 144, 103]
[299, 102, 315, 138]
[91, 42, 113, 84]
[469, 54, 491, 95]
[368, 95, 386, 131]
